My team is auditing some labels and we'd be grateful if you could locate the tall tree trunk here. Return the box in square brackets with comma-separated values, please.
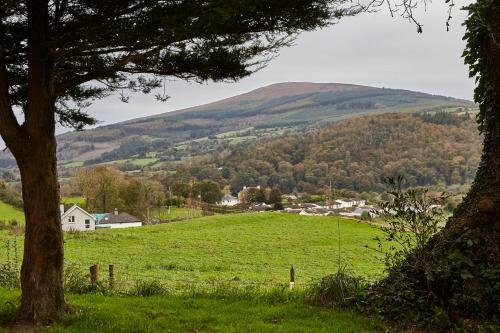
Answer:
[16, 132, 66, 323]
[10, 0, 66, 323]
[452, 0, 500, 226]
[368, 2, 500, 327]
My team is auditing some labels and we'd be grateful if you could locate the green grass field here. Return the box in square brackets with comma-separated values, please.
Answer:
[0, 288, 385, 333]
[0, 213, 389, 332]
[0, 213, 384, 289]
[150, 207, 203, 221]
[0, 201, 24, 224]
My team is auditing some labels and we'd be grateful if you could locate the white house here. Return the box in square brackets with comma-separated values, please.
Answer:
[218, 194, 238, 206]
[61, 204, 96, 232]
[95, 209, 143, 229]
[335, 200, 353, 209]
[335, 199, 367, 209]
[339, 207, 375, 218]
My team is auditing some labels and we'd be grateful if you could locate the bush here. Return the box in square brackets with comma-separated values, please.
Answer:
[0, 240, 19, 288]
[0, 264, 19, 288]
[376, 178, 446, 278]
[273, 202, 284, 210]
[307, 267, 367, 307]
[360, 211, 371, 221]
[365, 178, 500, 331]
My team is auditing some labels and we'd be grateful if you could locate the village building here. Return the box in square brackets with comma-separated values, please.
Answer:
[339, 207, 375, 218]
[334, 199, 366, 209]
[248, 202, 271, 212]
[94, 208, 143, 229]
[283, 194, 298, 204]
[60, 204, 96, 232]
[218, 194, 238, 206]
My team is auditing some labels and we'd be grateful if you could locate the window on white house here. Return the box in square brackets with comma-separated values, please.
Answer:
[68, 216, 75, 223]
[85, 219, 90, 229]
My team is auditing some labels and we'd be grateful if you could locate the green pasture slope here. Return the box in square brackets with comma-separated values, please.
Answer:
[0, 213, 384, 287]
[0, 213, 388, 332]
[0, 201, 24, 224]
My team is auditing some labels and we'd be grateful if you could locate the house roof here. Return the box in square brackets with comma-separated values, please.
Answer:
[61, 205, 94, 220]
[222, 194, 237, 201]
[99, 212, 142, 224]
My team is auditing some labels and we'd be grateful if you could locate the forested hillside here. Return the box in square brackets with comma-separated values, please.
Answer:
[51, 82, 472, 167]
[165, 112, 481, 194]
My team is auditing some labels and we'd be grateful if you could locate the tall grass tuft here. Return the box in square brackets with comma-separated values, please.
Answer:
[307, 266, 367, 308]
[131, 280, 170, 297]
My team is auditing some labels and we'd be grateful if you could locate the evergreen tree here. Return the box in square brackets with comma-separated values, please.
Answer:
[0, 0, 351, 322]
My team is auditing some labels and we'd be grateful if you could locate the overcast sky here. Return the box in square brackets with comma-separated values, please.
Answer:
[83, 1, 475, 128]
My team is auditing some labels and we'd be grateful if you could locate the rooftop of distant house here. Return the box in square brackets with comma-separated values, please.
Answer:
[95, 209, 141, 224]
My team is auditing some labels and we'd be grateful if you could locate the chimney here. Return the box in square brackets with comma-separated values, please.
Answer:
[60, 204, 65, 215]
[114, 208, 118, 215]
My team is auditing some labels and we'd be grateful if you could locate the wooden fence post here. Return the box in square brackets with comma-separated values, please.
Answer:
[109, 264, 115, 289]
[90, 264, 99, 284]
[290, 266, 295, 290]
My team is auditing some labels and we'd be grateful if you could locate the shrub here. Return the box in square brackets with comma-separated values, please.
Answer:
[0, 240, 19, 288]
[307, 266, 367, 307]
[273, 202, 284, 210]
[0, 264, 19, 288]
[376, 177, 446, 286]
[0, 300, 19, 326]
[360, 211, 371, 221]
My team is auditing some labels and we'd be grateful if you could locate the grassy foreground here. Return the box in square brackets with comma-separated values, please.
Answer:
[0, 289, 385, 333]
[0, 213, 384, 289]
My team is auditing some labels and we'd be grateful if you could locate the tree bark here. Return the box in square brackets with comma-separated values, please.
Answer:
[368, 3, 500, 326]
[15, 132, 66, 323]
[7, 0, 67, 323]
[452, 0, 500, 227]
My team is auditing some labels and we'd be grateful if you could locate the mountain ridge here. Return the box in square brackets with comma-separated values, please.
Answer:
[0, 82, 474, 173]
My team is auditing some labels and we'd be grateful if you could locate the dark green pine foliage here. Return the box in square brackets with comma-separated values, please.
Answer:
[1, 0, 351, 130]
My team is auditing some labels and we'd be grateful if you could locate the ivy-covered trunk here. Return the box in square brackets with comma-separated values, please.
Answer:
[368, 1, 500, 329]
[454, 0, 500, 226]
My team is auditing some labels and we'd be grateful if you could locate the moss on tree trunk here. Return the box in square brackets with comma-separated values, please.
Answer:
[367, 1, 500, 330]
